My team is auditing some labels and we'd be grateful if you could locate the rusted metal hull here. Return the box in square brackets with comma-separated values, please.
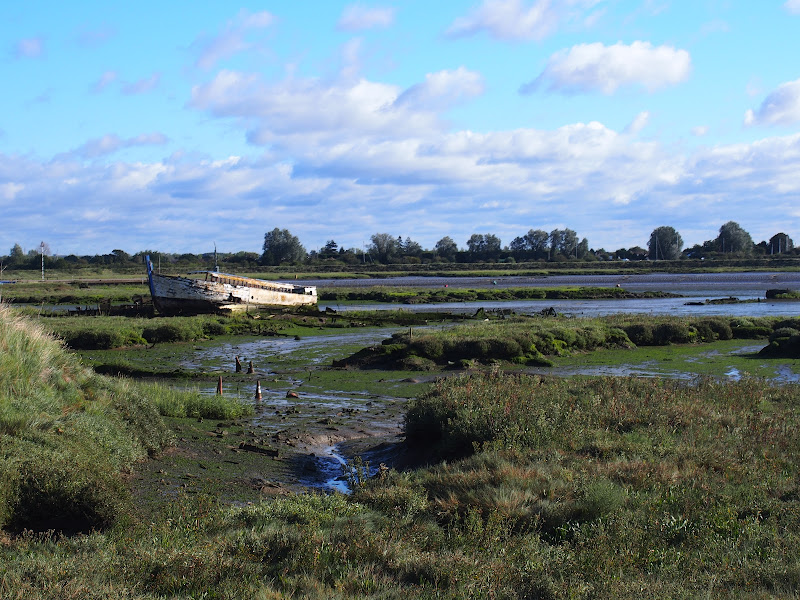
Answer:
[146, 256, 317, 316]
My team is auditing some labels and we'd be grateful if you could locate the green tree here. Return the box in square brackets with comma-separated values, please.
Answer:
[648, 226, 683, 260]
[434, 236, 458, 261]
[525, 229, 550, 256]
[319, 240, 339, 260]
[261, 228, 306, 265]
[400, 237, 423, 257]
[368, 233, 399, 263]
[466, 233, 501, 261]
[716, 221, 753, 254]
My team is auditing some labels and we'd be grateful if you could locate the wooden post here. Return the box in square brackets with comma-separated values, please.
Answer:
[216, 376, 223, 395]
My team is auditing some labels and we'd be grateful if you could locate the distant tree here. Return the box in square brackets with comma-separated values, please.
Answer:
[466, 233, 501, 261]
[400, 237, 423, 257]
[261, 228, 306, 265]
[549, 228, 579, 257]
[648, 226, 683, 260]
[577, 237, 590, 259]
[768, 232, 794, 254]
[111, 249, 131, 263]
[716, 221, 753, 254]
[548, 229, 564, 258]
[525, 229, 550, 256]
[368, 233, 399, 263]
[434, 236, 458, 261]
[509, 236, 527, 253]
[319, 240, 339, 259]
[9, 243, 23, 260]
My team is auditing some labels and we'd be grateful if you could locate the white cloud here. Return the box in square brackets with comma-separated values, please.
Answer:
[189, 70, 444, 146]
[393, 67, 484, 111]
[13, 37, 44, 58]
[624, 111, 650, 135]
[91, 70, 118, 93]
[121, 73, 161, 95]
[192, 9, 276, 70]
[73, 133, 168, 159]
[446, 0, 559, 41]
[0, 182, 24, 200]
[744, 78, 800, 126]
[785, 0, 800, 15]
[691, 125, 709, 137]
[446, 0, 602, 41]
[337, 5, 395, 31]
[522, 41, 690, 94]
[4, 122, 800, 253]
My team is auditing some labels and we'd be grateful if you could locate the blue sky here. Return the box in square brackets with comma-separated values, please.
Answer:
[3, 1, 800, 257]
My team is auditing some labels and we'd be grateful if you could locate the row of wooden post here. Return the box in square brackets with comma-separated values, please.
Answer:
[216, 375, 262, 400]
[234, 355, 254, 374]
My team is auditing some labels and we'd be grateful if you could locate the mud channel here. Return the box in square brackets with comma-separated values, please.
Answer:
[127, 327, 432, 511]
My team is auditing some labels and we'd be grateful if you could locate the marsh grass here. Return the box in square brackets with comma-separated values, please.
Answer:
[142, 382, 253, 419]
[3, 302, 800, 598]
[5, 371, 797, 598]
[338, 314, 781, 370]
[319, 285, 673, 304]
[0, 304, 249, 536]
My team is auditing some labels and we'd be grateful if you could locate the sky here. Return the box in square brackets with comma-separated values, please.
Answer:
[3, 1, 800, 257]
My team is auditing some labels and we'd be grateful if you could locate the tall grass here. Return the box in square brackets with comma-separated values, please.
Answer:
[4, 372, 798, 597]
[142, 382, 252, 419]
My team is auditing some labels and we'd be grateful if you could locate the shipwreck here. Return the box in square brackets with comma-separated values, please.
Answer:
[146, 255, 317, 316]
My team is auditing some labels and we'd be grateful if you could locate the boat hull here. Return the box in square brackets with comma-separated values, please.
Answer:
[146, 257, 317, 316]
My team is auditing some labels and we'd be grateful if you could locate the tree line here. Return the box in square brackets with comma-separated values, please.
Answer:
[2, 222, 796, 272]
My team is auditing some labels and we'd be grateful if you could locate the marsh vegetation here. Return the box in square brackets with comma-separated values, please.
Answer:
[2, 294, 800, 598]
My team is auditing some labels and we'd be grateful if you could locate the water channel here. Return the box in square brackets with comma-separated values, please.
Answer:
[174, 272, 800, 491]
[314, 271, 800, 318]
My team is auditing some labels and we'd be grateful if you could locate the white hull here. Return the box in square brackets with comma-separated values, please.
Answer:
[146, 257, 316, 315]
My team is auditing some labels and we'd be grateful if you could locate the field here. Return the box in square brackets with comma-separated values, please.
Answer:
[2, 295, 800, 598]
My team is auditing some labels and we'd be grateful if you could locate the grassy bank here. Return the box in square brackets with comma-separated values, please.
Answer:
[3, 371, 799, 598]
[336, 314, 783, 370]
[319, 285, 677, 304]
[0, 304, 249, 535]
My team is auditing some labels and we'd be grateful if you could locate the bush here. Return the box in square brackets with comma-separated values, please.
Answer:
[769, 327, 800, 343]
[732, 325, 772, 339]
[652, 322, 694, 345]
[623, 323, 653, 346]
[142, 319, 203, 344]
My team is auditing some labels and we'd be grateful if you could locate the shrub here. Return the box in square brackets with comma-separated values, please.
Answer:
[769, 327, 800, 343]
[142, 319, 203, 344]
[732, 325, 772, 339]
[652, 322, 694, 345]
[409, 336, 444, 360]
[623, 323, 653, 346]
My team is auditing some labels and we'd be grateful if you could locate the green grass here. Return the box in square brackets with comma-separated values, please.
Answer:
[3, 371, 799, 598]
[3, 301, 800, 598]
[0, 304, 253, 535]
[319, 285, 676, 304]
[336, 314, 788, 371]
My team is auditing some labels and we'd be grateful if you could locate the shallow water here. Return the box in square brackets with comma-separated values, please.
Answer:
[316, 271, 800, 318]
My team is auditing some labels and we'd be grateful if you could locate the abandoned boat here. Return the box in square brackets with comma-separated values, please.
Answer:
[146, 255, 317, 315]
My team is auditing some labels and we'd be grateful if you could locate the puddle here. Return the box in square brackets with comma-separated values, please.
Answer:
[774, 364, 800, 383]
[179, 329, 396, 371]
[527, 363, 694, 380]
[725, 368, 741, 381]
